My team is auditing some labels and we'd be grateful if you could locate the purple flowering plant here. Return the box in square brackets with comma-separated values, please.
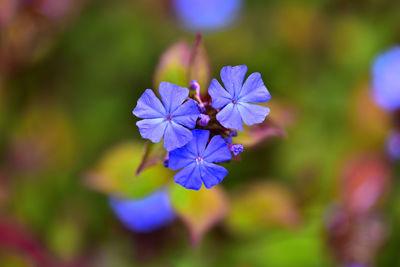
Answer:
[133, 45, 271, 190]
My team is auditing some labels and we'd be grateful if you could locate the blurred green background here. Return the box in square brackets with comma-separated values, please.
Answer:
[1, 0, 400, 266]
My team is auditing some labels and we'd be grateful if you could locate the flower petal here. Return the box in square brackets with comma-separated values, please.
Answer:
[169, 146, 195, 170]
[203, 135, 232, 163]
[136, 118, 167, 143]
[238, 72, 271, 103]
[159, 82, 189, 114]
[200, 162, 228, 189]
[185, 129, 210, 156]
[208, 78, 232, 109]
[174, 163, 202, 190]
[237, 102, 270, 126]
[216, 103, 243, 131]
[133, 89, 166, 119]
[163, 121, 193, 151]
[172, 99, 200, 129]
[220, 65, 247, 98]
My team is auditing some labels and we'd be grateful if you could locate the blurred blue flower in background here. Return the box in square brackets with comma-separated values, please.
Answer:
[371, 46, 400, 111]
[386, 131, 400, 160]
[173, 0, 242, 31]
[109, 189, 175, 233]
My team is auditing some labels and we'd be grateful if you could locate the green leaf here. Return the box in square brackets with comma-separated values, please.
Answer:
[9, 101, 77, 172]
[223, 214, 331, 267]
[225, 182, 300, 237]
[46, 218, 83, 261]
[170, 184, 228, 245]
[85, 141, 172, 198]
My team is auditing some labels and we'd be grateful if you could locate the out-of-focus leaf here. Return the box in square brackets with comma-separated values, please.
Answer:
[225, 182, 300, 237]
[0, 0, 85, 74]
[234, 100, 296, 147]
[153, 37, 210, 91]
[9, 101, 77, 173]
[135, 141, 165, 176]
[46, 217, 83, 261]
[170, 184, 228, 245]
[0, 250, 33, 267]
[153, 41, 189, 88]
[0, 221, 52, 266]
[0, 84, 5, 133]
[85, 141, 173, 198]
[187, 34, 210, 90]
[274, 4, 324, 51]
[329, 16, 380, 71]
[225, 216, 330, 267]
[350, 80, 390, 144]
[0, 171, 9, 209]
[235, 120, 285, 147]
[340, 154, 390, 215]
[0, 0, 18, 29]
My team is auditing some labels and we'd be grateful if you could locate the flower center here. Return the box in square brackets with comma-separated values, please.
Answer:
[195, 156, 203, 164]
[232, 99, 238, 104]
[166, 114, 173, 121]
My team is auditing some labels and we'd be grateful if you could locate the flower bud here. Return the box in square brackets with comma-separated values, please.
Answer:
[189, 80, 200, 91]
[229, 130, 238, 137]
[198, 114, 210, 126]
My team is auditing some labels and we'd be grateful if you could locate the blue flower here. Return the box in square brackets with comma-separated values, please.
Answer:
[173, 0, 242, 31]
[109, 189, 175, 233]
[133, 82, 200, 151]
[208, 65, 271, 131]
[169, 129, 232, 190]
[371, 46, 400, 111]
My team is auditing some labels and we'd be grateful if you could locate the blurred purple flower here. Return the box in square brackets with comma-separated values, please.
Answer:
[169, 129, 232, 190]
[386, 131, 400, 160]
[133, 82, 200, 151]
[109, 189, 175, 233]
[371, 46, 400, 111]
[209, 65, 271, 131]
[173, 0, 242, 31]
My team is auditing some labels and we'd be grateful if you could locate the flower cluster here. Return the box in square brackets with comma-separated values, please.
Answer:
[133, 65, 271, 190]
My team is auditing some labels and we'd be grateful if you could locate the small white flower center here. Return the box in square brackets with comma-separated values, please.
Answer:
[195, 156, 203, 164]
